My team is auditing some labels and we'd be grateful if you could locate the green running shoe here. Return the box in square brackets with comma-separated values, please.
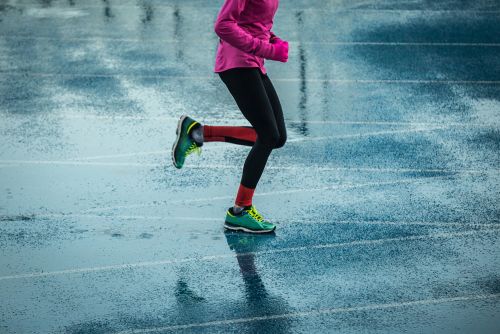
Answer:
[224, 205, 276, 234]
[172, 115, 202, 169]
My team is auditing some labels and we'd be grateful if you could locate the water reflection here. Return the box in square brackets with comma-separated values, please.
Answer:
[175, 278, 206, 304]
[140, 0, 154, 24]
[172, 5, 184, 61]
[321, 76, 331, 120]
[225, 231, 292, 333]
[38, 0, 53, 7]
[0, 0, 9, 13]
[291, 10, 309, 136]
[172, 232, 292, 332]
[102, 0, 113, 19]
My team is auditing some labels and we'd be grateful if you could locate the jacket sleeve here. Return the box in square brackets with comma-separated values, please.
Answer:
[214, 0, 275, 59]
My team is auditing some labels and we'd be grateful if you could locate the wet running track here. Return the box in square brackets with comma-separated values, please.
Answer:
[1, 0, 499, 333]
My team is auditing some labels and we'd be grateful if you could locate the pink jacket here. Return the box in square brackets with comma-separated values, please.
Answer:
[214, 0, 280, 74]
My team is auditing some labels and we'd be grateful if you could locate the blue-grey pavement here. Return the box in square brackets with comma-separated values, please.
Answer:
[0, 0, 499, 333]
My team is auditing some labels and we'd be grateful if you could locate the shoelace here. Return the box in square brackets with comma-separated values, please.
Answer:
[185, 142, 201, 157]
[247, 206, 264, 222]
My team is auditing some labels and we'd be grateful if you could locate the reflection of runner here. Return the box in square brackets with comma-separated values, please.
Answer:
[225, 231, 292, 333]
[172, 0, 288, 233]
[171, 233, 291, 332]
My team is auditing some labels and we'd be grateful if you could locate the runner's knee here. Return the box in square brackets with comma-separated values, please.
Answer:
[259, 129, 280, 148]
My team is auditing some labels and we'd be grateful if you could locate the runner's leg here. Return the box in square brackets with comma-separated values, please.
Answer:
[219, 67, 282, 206]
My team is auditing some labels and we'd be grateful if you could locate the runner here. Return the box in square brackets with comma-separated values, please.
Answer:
[172, 0, 288, 233]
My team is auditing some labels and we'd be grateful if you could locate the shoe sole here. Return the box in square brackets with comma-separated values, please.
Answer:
[224, 222, 276, 234]
[171, 115, 187, 169]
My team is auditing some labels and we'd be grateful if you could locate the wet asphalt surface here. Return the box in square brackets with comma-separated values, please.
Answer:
[1, 0, 500, 333]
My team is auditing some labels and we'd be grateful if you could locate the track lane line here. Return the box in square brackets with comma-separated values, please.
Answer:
[0, 161, 496, 175]
[2, 72, 500, 84]
[6, 213, 498, 229]
[4, 4, 500, 12]
[114, 293, 500, 333]
[0, 229, 497, 281]
[3, 113, 495, 128]
[287, 126, 448, 142]
[81, 179, 422, 213]
[3, 35, 500, 47]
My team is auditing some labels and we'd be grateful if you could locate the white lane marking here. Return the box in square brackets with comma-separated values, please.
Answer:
[82, 179, 422, 213]
[0, 229, 497, 281]
[0, 127, 448, 163]
[67, 151, 167, 161]
[280, 79, 500, 84]
[0, 126, 459, 163]
[3, 35, 500, 47]
[23, 213, 500, 229]
[0, 160, 157, 167]
[193, 164, 497, 175]
[4, 4, 500, 12]
[287, 126, 447, 142]
[2, 72, 500, 84]
[117, 294, 500, 333]
[0, 160, 495, 175]
[47, 126, 448, 160]
[35, 214, 221, 222]
[4, 112, 494, 128]
[291, 9, 500, 13]
[116, 294, 500, 333]
[305, 41, 500, 46]
[283, 120, 493, 126]
[292, 220, 500, 229]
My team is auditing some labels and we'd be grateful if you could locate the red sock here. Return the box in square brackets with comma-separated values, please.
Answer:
[235, 184, 255, 207]
[203, 125, 256, 145]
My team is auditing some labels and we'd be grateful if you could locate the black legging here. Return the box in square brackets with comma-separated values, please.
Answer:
[219, 67, 287, 189]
